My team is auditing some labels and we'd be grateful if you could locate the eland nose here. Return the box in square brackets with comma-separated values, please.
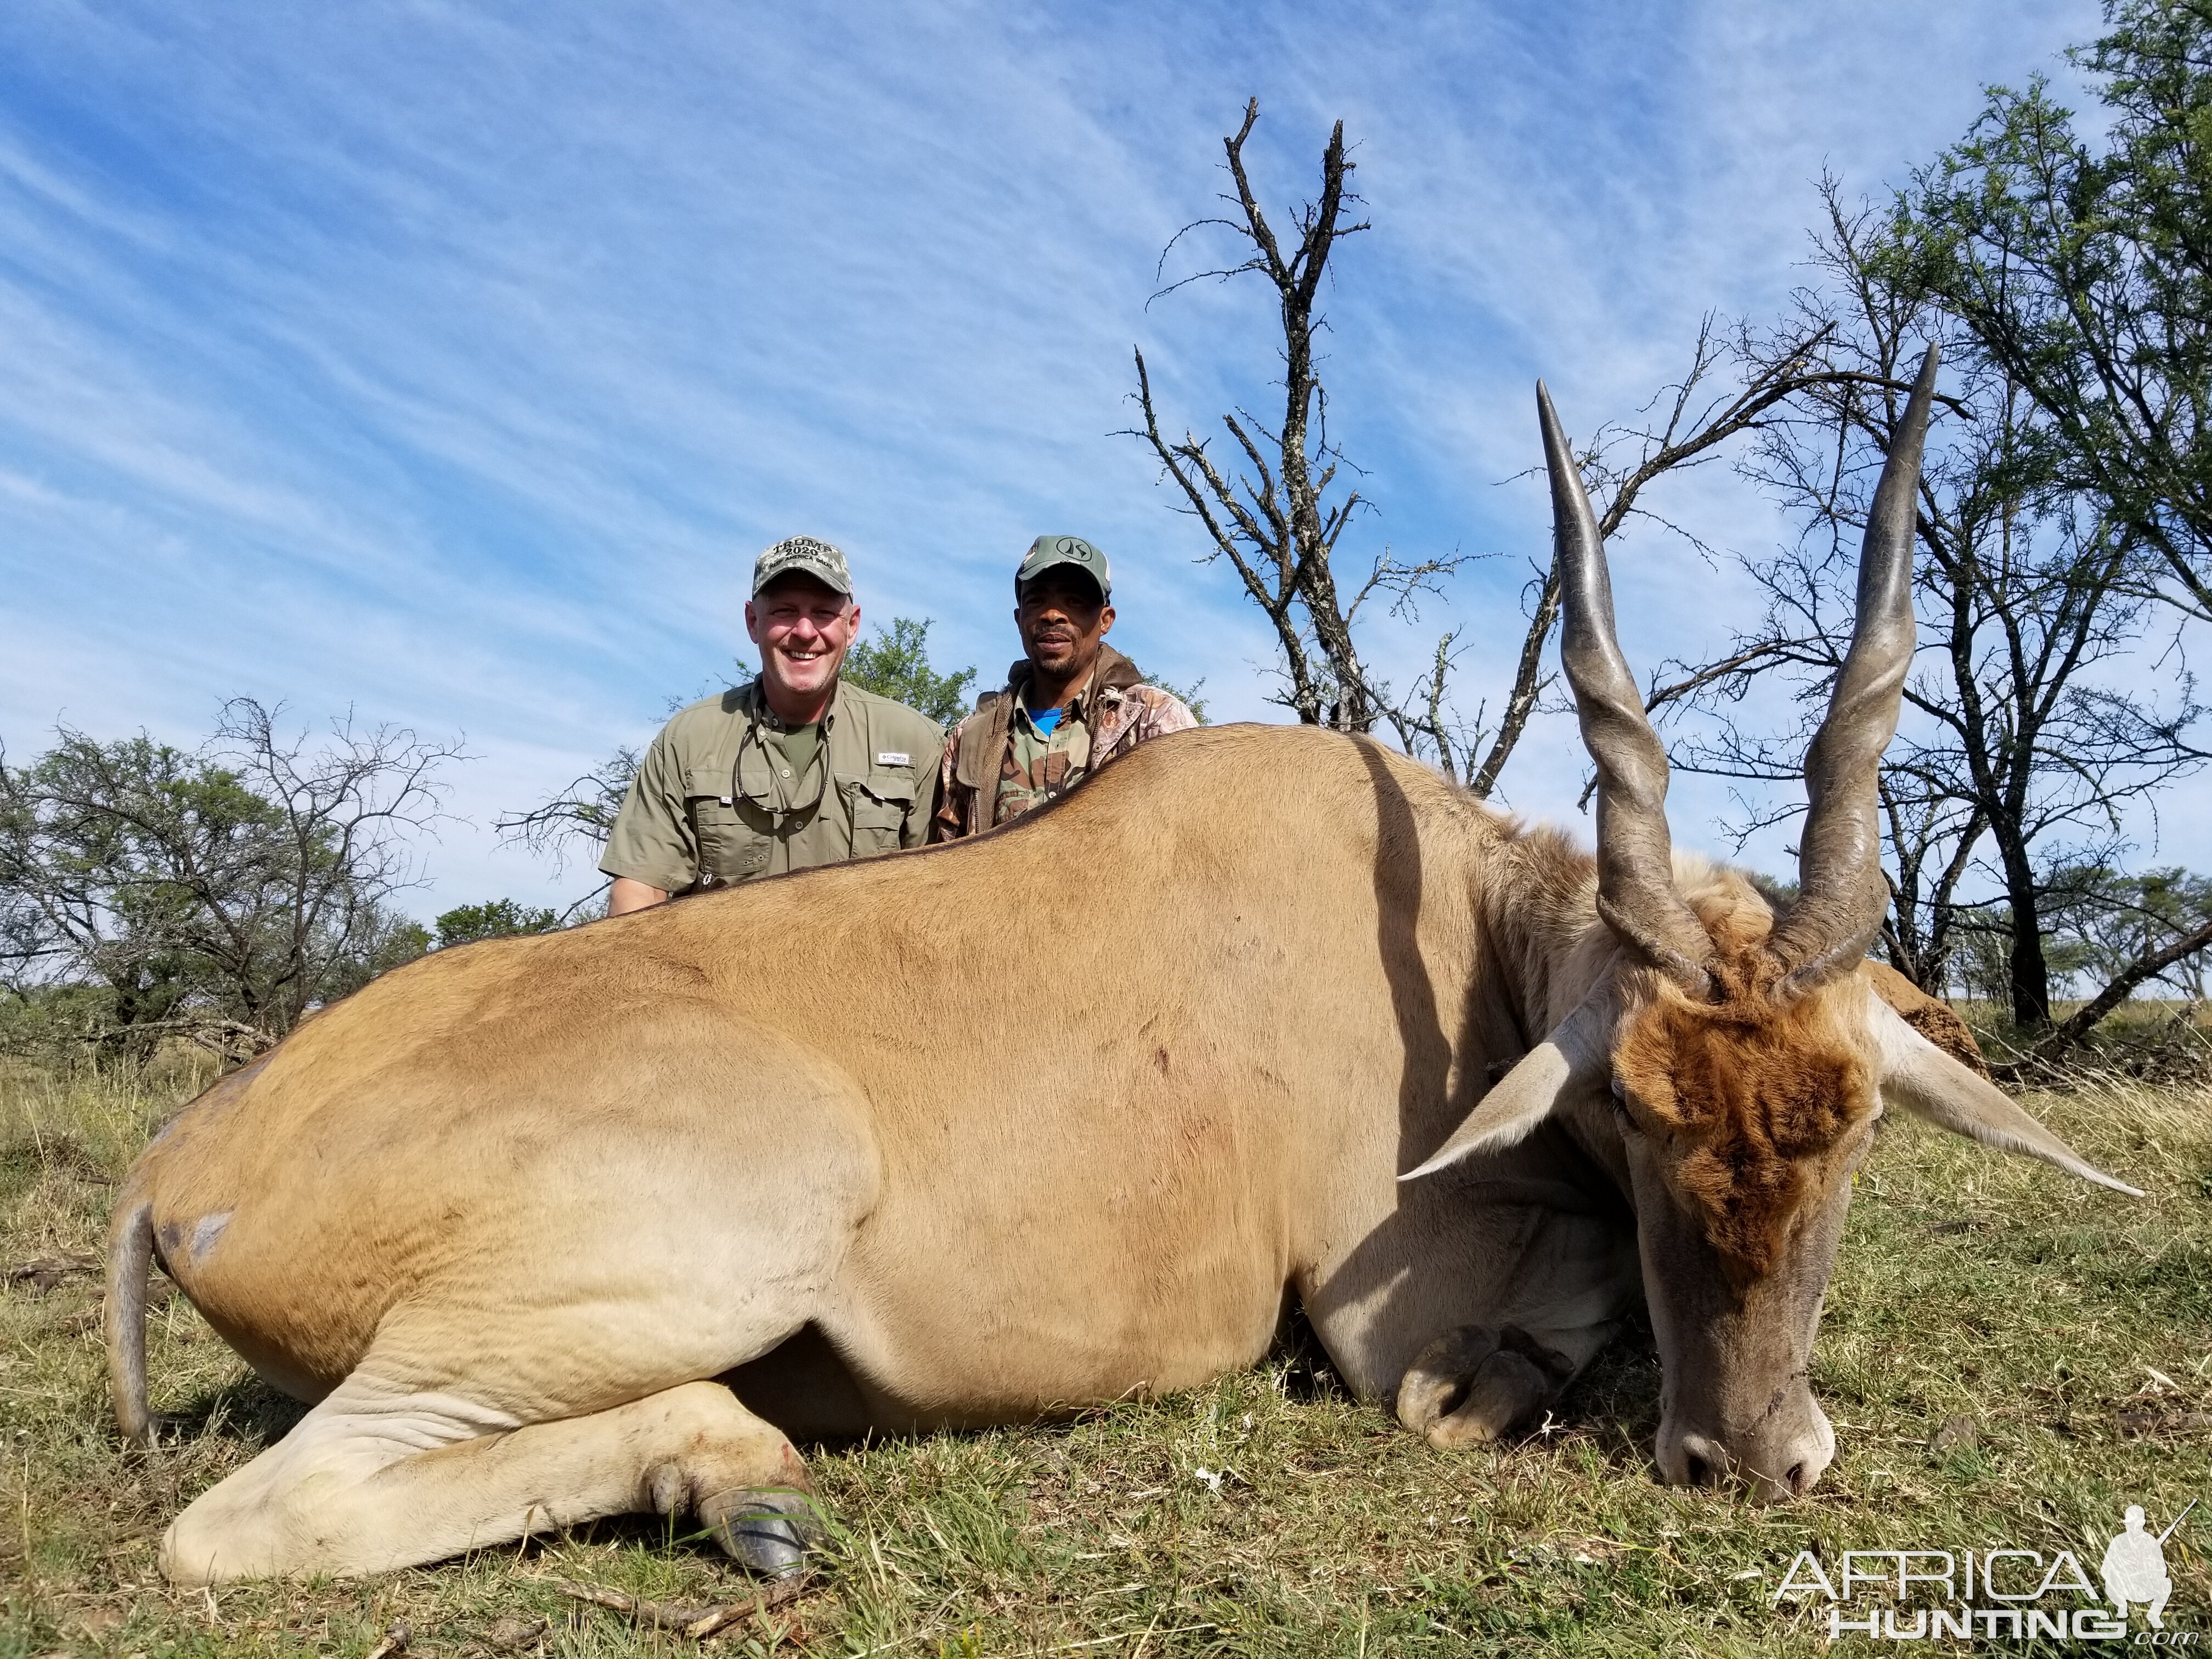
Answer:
[1659, 1407, 1834, 1500]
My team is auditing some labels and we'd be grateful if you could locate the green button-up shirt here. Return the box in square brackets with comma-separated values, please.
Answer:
[600, 678, 944, 892]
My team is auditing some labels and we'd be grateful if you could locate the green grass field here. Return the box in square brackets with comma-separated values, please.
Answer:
[1, 1052, 2205, 1656]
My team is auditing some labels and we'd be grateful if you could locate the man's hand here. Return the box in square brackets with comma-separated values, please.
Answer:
[610, 877, 669, 916]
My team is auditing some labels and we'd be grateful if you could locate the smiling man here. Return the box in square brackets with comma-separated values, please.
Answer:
[601, 536, 944, 913]
[932, 535, 1197, 840]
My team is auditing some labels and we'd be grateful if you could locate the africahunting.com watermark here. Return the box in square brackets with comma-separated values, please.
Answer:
[1768, 1502, 2196, 1642]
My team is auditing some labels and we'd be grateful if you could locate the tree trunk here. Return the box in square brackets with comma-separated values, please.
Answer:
[1997, 836, 2052, 1026]
[2030, 915, 2212, 1065]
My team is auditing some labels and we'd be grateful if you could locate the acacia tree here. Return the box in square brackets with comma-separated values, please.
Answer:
[1902, 0, 2212, 628]
[496, 742, 642, 885]
[0, 699, 456, 1057]
[845, 618, 977, 725]
[1670, 189, 2207, 1035]
[2032, 863, 2212, 1049]
[432, 899, 561, 947]
[1131, 102, 1857, 793]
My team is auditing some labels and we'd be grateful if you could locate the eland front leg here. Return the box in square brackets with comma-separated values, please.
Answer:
[1305, 1130, 1643, 1452]
[1393, 1320, 1620, 1447]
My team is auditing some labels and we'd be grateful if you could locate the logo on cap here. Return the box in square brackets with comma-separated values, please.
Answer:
[753, 535, 853, 597]
[1018, 535, 1111, 598]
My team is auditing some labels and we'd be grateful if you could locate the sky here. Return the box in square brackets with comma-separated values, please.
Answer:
[1, 0, 2172, 919]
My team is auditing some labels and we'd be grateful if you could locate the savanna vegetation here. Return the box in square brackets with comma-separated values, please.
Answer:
[1, 1036, 2205, 1656]
[6, 2, 2212, 1655]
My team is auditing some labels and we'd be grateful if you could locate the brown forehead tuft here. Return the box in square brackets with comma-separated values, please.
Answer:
[1611, 956, 1874, 1270]
[1683, 872, 1783, 958]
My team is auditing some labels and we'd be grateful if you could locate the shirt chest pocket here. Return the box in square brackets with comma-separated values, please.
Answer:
[684, 767, 770, 887]
[844, 769, 916, 856]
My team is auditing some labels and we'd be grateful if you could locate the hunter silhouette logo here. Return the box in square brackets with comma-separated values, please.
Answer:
[2104, 1501, 2191, 1630]
[1770, 1499, 2198, 1641]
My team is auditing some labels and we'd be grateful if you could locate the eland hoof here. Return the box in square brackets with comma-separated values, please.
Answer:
[699, 1487, 823, 1579]
[1396, 1324, 1575, 1448]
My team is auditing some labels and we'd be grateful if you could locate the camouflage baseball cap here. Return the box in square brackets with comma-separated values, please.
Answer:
[1016, 534, 1111, 599]
[752, 535, 853, 597]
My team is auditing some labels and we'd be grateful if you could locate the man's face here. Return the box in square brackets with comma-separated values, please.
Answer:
[745, 574, 859, 703]
[1015, 569, 1114, 683]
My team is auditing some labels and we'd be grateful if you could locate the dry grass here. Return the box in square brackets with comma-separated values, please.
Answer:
[2, 1053, 2207, 1656]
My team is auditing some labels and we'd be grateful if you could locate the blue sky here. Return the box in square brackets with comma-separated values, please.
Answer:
[2, 0, 2167, 916]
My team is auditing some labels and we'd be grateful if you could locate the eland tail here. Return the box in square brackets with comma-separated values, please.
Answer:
[105, 1193, 155, 1444]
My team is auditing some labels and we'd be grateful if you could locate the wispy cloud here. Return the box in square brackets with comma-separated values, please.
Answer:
[1, 0, 2153, 912]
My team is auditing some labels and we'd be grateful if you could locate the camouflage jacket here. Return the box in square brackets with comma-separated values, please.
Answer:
[930, 644, 1198, 840]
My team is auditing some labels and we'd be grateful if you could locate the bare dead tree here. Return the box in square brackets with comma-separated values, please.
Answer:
[1128, 100, 1474, 763]
[213, 698, 459, 1028]
[1387, 627, 1479, 783]
[1873, 777, 1988, 992]
[1130, 103, 1872, 794]
[494, 746, 639, 922]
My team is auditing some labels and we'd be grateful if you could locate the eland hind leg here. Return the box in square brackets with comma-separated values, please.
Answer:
[139, 1007, 884, 1583]
[160, 1369, 820, 1585]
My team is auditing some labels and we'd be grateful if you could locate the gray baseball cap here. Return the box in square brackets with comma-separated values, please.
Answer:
[752, 535, 853, 597]
[1016, 534, 1111, 599]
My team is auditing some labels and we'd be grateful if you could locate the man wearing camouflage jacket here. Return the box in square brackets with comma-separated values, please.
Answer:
[932, 535, 1197, 840]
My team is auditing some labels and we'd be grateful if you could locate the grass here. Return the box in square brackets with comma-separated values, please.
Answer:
[1, 1052, 2207, 1656]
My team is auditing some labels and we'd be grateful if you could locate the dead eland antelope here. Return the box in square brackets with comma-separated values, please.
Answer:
[108, 345, 2137, 1586]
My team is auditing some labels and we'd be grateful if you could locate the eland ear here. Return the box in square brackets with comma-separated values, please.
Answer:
[1402, 983, 1613, 1181]
[1870, 998, 2143, 1197]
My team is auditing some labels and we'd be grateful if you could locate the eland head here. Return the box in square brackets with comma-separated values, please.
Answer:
[1407, 345, 2138, 1499]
